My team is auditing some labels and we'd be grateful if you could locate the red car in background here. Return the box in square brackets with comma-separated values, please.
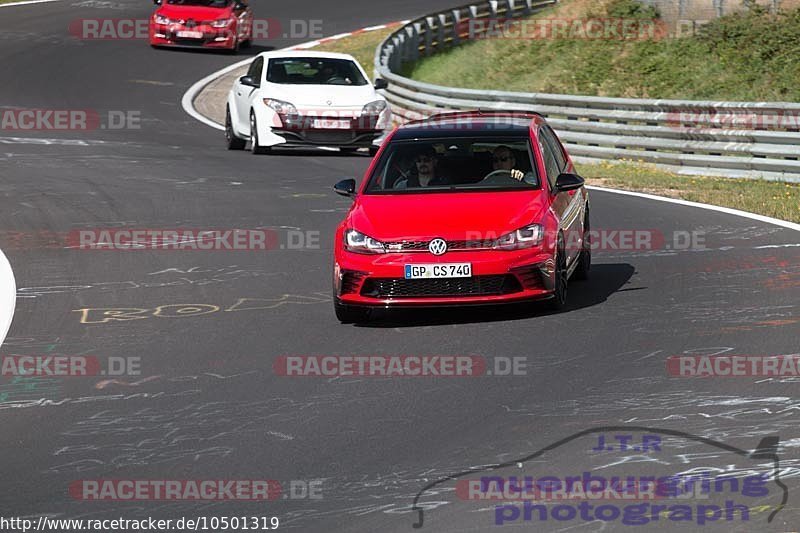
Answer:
[331, 111, 591, 323]
[149, 0, 253, 52]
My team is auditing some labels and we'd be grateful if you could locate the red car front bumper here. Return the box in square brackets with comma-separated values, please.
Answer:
[334, 248, 556, 307]
[149, 24, 237, 49]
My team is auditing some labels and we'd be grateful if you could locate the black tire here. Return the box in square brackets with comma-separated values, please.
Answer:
[225, 108, 246, 150]
[572, 210, 591, 280]
[548, 236, 568, 311]
[249, 112, 270, 155]
[334, 301, 371, 323]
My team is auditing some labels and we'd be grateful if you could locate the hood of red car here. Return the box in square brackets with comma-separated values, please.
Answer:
[347, 191, 548, 242]
[156, 4, 231, 21]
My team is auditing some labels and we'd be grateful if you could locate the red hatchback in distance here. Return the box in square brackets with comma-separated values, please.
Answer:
[149, 0, 253, 52]
[332, 111, 591, 323]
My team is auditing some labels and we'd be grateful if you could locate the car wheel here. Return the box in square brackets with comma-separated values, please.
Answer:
[225, 108, 246, 150]
[548, 236, 568, 311]
[572, 211, 591, 281]
[334, 300, 371, 323]
[249, 112, 270, 155]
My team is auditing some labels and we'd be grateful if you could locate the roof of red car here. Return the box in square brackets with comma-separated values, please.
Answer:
[394, 110, 545, 140]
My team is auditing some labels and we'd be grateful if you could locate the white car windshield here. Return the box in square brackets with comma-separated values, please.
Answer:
[267, 58, 368, 86]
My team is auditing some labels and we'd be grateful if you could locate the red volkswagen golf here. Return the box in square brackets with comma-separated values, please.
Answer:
[332, 111, 591, 323]
[149, 0, 253, 52]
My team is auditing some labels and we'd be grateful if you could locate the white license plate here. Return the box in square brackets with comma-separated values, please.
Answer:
[404, 263, 472, 279]
[177, 30, 203, 39]
[313, 118, 351, 129]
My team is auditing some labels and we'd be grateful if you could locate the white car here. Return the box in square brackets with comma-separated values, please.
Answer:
[225, 51, 392, 154]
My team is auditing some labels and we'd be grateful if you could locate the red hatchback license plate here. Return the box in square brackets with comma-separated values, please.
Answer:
[404, 263, 472, 279]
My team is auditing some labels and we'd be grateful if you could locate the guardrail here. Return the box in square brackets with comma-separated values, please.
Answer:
[374, 0, 800, 181]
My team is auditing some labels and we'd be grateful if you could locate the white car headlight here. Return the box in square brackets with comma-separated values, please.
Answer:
[345, 229, 386, 254]
[361, 100, 387, 116]
[493, 224, 543, 250]
[263, 99, 298, 115]
[211, 17, 234, 28]
[155, 14, 171, 25]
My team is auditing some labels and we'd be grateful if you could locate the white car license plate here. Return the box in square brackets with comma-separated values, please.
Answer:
[404, 263, 472, 279]
[177, 30, 203, 39]
[313, 118, 350, 129]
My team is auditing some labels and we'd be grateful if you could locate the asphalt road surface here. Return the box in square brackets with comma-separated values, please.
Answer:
[1, 1, 799, 531]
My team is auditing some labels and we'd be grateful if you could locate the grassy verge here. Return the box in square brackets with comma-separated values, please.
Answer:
[580, 161, 800, 223]
[307, 21, 800, 224]
[312, 28, 395, 80]
[404, 0, 800, 101]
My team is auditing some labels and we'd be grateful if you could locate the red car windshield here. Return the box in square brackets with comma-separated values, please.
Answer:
[166, 0, 231, 6]
[365, 138, 540, 193]
[266, 58, 368, 86]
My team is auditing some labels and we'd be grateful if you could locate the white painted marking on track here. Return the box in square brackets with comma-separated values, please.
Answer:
[0, 247, 16, 348]
[0, 0, 60, 7]
[588, 186, 800, 232]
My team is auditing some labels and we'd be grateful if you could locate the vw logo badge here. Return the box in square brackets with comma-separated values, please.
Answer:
[428, 238, 447, 256]
[326, 100, 333, 106]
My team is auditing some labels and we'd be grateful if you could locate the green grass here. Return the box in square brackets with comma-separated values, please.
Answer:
[404, 0, 800, 101]
[580, 161, 800, 223]
[312, 28, 395, 79]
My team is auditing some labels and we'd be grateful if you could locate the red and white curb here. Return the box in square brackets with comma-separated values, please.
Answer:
[182, 20, 408, 131]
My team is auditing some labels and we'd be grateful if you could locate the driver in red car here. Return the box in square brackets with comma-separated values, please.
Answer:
[492, 145, 525, 181]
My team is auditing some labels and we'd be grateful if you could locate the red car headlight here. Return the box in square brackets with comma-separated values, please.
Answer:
[154, 14, 171, 25]
[345, 229, 386, 254]
[211, 17, 235, 28]
[493, 224, 543, 250]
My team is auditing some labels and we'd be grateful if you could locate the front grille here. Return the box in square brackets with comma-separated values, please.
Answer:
[303, 131, 357, 144]
[385, 239, 494, 252]
[360, 275, 522, 298]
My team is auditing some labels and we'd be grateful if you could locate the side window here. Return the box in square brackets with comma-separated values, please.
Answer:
[247, 57, 263, 84]
[538, 138, 560, 191]
[541, 126, 567, 172]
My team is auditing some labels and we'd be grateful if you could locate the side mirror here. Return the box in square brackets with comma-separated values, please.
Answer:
[238, 75, 258, 88]
[333, 178, 356, 197]
[554, 173, 585, 193]
[374, 78, 389, 90]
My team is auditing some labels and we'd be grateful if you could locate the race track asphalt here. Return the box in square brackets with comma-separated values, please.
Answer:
[1, 1, 799, 531]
